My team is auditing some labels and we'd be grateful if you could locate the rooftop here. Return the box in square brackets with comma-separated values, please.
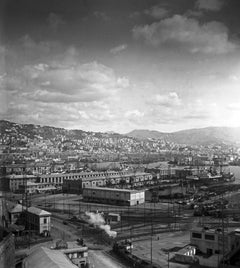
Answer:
[22, 247, 78, 268]
[84, 186, 145, 193]
[27, 206, 51, 216]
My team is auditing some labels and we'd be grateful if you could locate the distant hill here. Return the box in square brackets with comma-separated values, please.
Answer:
[1, 119, 240, 146]
[126, 127, 240, 145]
[0, 120, 124, 142]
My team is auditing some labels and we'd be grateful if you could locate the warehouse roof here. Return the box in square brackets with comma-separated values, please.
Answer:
[22, 247, 77, 268]
[83, 186, 145, 193]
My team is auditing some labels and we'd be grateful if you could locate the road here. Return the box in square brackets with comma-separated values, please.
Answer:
[88, 250, 130, 268]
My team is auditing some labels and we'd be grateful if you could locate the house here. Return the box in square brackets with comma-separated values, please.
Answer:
[25, 207, 51, 236]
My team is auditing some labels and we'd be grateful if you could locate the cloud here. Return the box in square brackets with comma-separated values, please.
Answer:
[185, 9, 203, 18]
[144, 5, 169, 20]
[229, 75, 239, 82]
[196, 0, 224, 11]
[133, 15, 236, 54]
[110, 44, 127, 54]
[124, 110, 144, 118]
[148, 92, 182, 107]
[47, 13, 65, 31]
[4, 61, 129, 104]
[93, 11, 110, 21]
[227, 103, 240, 110]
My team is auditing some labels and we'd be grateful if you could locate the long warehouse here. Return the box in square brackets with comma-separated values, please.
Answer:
[83, 187, 145, 206]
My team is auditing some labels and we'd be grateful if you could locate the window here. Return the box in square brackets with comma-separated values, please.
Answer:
[192, 232, 202, 239]
[43, 218, 47, 224]
[205, 234, 215, 241]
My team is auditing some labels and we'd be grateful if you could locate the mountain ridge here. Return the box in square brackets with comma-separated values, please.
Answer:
[126, 127, 240, 145]
[1, 119, 240, 146]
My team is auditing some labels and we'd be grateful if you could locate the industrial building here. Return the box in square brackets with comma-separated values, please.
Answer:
[25, 207, 51, 236]
[19, 181, 57, 194]
[62, 171, 152, 194]
[83, 187, 145, 206]
[190, 227, 240, 267]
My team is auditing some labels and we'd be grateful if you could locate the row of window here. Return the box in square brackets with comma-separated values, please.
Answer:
[192, 232, 215, 241]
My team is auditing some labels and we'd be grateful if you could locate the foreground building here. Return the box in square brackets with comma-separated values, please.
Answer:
[23, 243, 88, 268]
[25, 207, 51, 236]
[190, 227, 240, 267]
[83, 187, 145, 206]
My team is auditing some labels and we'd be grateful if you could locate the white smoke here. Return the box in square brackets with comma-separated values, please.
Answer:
[85, 212, 117, 238]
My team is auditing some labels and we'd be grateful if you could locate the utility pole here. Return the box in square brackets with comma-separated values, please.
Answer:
[150, 208, 153, 264]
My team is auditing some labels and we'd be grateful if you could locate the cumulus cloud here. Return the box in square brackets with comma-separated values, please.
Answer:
[4, 61, 129, 104]
[148, 92, 182, 107]
[144, 5, 169, 20]
[196, 0, 224, 11]
[47, 13, 65, 31]
[110, 44, 127, 54]
[133, 15, 236, 54]
[124, 109, 144, 118]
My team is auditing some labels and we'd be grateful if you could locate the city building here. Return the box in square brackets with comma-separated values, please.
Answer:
[19, 181, 57, 194]
[83, 187, 145, 206]
[6, 201, 25, 224]
[25, 207, 51, 236]
[60, 171, 152, 194]
[6, 174, 38, 192]
[190, 227, 240, 267]
[23, 242, 88, 268]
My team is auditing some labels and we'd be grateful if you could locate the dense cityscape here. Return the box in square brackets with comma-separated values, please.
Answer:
[1, 0, 240, 268]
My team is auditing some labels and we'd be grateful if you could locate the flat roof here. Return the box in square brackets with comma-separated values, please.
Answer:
[83, 186, 145, 193]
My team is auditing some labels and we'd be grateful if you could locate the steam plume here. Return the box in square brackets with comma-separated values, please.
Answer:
[85, 212, 117, 238]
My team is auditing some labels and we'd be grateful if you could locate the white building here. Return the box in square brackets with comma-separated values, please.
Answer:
[83, 187, 145, 206]
[190, 227, 240, 267]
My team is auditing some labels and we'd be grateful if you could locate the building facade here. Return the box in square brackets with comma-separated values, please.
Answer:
[60, 171, 152, 194]
[25, 207, 51, 236]
[83, 187, 145, 206]
[7, 174, 38, 192]
[190, 227, 240, 267]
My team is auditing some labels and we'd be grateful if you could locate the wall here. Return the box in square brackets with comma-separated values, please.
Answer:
[0, 233, 15, 268]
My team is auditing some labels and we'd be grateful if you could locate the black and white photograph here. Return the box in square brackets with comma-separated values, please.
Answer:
[1, 0, 240, 267]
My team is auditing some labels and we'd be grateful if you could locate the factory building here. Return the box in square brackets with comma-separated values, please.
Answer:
[190, 227, 240, 267]
[83, 187, 145, 206]
[61, 171, 152, 194]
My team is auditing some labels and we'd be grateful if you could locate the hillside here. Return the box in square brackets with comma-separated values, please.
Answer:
[126, 127, 240, 145]
[1, 120, 240, 147]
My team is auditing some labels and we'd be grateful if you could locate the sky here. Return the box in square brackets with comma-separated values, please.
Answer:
[1, 0, 240, 133]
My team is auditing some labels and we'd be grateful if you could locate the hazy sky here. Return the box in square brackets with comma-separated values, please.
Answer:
[1, 0, 240, 133]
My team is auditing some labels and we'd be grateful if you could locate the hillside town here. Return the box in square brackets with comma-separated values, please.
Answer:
[1, 120, 240, 268]
[2, 0, 240, 267]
